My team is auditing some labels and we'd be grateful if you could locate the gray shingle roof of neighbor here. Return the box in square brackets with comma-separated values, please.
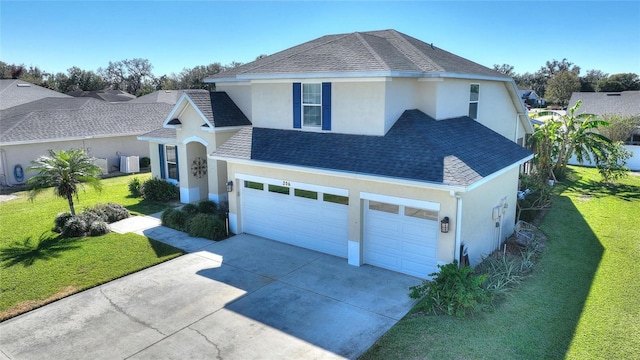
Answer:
[129, 90, 186, 105]
[207, 29, 509, 81]
[0, 97, 173, 144]
[213, 110, 532, 187]
[0, 79, 71, 110]
[138, 127, 177, 142]
[183, 90, 252, 128]
[66, 89, 136, 102]
[568, 91, 640, 117]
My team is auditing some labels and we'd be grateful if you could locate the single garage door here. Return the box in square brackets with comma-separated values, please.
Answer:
[364, 199, 439, 278]
[241, 178, 349, 258]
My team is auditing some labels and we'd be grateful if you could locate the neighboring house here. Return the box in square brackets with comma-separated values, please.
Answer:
[0, 97, 173, 185]
[0, 79, 71, 110]
[128, 90, 186, 105]
[141, 29, 533, 278]
[567, 91, 640, 170]
[66, 89, 136, 102]
[518, 89, 546, 107]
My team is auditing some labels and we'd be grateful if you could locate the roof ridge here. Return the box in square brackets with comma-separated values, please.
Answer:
[384, 30, 445, 73]
[235, 33, 354, 75]
[354, 32, 391, 71]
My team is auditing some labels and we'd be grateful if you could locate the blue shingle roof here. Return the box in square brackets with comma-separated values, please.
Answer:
[214, 110, 532, 187]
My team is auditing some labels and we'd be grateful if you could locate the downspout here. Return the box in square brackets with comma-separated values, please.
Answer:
[0, 149, 11, 186]
[451, 191, 463, 265]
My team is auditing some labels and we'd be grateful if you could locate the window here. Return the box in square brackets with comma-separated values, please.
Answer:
[469, 84, 479, 119]
[244, 181, 264, 190]
[303, 83, 322, 127]
[404, 207, 438, 221]
[323, 193, 349, 205]
[165, 145, 178, 181]
[268, 184, 290, 195]
[294, 189, 318, 200]
[369, 201, 399, 214]
[293, 82, 331, 130]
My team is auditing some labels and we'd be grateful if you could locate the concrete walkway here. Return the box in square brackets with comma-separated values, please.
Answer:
[0, 215, 420, 360]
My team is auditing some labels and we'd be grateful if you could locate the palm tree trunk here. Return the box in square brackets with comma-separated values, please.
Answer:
[67, 195, 76, 215]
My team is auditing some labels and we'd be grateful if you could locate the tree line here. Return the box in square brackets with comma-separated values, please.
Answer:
[0, 58, 249, 97]
[493, 59, 639, 107]
[1, 57, 638, 105]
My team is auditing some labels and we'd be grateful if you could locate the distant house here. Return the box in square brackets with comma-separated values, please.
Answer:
[140, 29, 533, 278]
[518, 89, 546, 107]
[0, 79, 71, 110]
[66, 89, 136, 102]
[0, 96, 172, 185]
[128, 90, 186, 105]
[567, 91, 640, 170]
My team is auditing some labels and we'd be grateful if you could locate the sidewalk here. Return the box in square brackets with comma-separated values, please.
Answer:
[109, 213, 215, 253]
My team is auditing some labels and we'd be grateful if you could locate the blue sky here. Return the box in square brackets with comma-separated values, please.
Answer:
[1, 1, 639, 77]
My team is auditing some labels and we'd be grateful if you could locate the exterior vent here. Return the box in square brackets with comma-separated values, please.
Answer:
[17, 83, 31, 87]
[606, 93, 622, 96]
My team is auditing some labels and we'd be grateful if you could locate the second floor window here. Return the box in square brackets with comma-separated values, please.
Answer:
[469, 84, 479, 120]
[303, 83, 322, 127]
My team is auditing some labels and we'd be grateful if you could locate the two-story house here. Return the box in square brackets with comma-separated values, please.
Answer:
[140, 29, 533, 278]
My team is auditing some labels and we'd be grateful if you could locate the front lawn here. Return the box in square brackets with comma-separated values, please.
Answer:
[0, 173, 183, 321]
[361, 166, 640, 359]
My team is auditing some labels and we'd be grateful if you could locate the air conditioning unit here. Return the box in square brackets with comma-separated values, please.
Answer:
[93, 158, 109, 175]
[120, 156, 140, 173]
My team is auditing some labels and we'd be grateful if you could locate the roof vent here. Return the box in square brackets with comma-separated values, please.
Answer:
[606, 93, 621, 96]
[17, 83, 31, 87]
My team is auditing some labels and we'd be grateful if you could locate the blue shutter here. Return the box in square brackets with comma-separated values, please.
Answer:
[293, 82, 301, 128]
[158, 144, 166, 179]
[174, 146, 179, 181]
[321, 82, 331, 131]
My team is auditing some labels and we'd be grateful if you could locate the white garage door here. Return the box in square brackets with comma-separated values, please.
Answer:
[241, 178, 349, 258]
[364, 199, 439, 278]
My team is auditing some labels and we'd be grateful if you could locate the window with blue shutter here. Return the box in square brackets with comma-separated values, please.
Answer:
[293, 83, 301, 128]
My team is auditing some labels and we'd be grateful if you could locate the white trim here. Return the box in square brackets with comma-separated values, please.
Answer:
[136, 135, 178, 144]
[235, 173, 348, 196]
[360, 192, 440, 211]
[182, 136, 209, 147]
[163, 93, 214, 129]
[207, 71, 513, 83]
[250, 77, 390, 84]
[201, 125, 252, 134]
[2, 133, 147, 146]
[348, 240, 361, 266]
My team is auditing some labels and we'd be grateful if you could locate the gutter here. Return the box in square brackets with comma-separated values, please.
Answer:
[451, 191, 463, 266]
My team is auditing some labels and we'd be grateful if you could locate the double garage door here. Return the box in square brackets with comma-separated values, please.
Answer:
[240, 177, 439, 278]
[241, 178, 349, 258]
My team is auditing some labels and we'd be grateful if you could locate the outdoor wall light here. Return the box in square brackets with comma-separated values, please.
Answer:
[440, 217, 450, 233]
[226, 180, 234, 192]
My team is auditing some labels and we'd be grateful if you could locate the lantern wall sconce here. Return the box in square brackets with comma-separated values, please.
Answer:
[226, 180, 234, 192]
[440, 217, 450, 233]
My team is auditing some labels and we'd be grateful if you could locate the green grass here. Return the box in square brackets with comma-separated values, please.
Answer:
[360, 166, 640, 360]
[0, 173, 183, 320]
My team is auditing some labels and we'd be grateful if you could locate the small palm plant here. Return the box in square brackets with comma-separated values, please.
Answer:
[27, 148, 103, 215]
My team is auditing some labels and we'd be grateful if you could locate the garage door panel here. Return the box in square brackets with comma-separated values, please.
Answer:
[364, 200, 439, 279]
[242, 180, 348, 258]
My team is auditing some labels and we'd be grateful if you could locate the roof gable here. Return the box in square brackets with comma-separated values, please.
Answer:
[213, 110, 531, 187]
[163, 90, 251, 129]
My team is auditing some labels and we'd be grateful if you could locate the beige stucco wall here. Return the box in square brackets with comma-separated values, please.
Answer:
[384, 78, 418, 133]
[225, 162, 459, 265]
[460, 166, 520, 266]
[217, 83, 252, 121]
[0, 135, 149, 184]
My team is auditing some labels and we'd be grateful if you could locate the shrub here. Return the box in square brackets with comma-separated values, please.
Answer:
[142, 178, 179, 202]
[197, 200, 217, 214]
[181, 203, 199, 215]
[139, 156, 151, 169]
[78, 207, 107, 224]
[161, 208, 189, 231]
[89, 221, 110, 236]
[54, 212, 73, 232]
[128, 177, 142, 197]
[409, 261, 492, 318]
[61, 216, 87, 238]
[187, 213, 226, 240]
[94, 203, 130, 223]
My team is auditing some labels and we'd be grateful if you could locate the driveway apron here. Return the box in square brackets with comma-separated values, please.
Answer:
[0, 233, 420, 360]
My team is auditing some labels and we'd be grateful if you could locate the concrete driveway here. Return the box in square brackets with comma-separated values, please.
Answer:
[0, 234, 420, 360]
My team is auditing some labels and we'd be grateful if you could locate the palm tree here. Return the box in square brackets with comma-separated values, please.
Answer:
[27, 148, 103, 215]
[530, 100, 610, 179]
